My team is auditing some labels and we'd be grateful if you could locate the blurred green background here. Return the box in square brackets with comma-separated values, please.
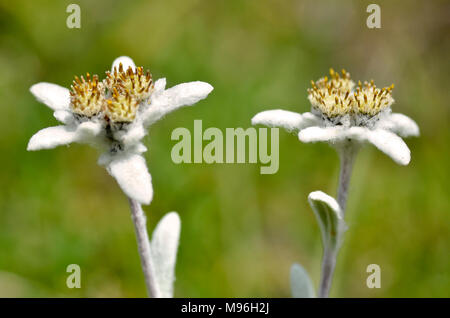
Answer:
[0, 0, 448, 297]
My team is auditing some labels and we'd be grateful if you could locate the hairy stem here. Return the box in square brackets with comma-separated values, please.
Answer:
[318, 142, 358, 298]
[318, 247, 337, 298]
[128, 198, 160, 298]
[337, 144, 358, 214]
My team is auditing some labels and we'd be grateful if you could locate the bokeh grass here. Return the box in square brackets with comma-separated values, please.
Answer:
[0, 0, 448, 297]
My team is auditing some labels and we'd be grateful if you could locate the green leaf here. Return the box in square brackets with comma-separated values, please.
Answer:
[290, 263, 315, 298]
[308, 191, 345, 250]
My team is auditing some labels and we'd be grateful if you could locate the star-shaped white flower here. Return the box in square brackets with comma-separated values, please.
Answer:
[252, 69, 419, 165]
[28, 56, 213, 204]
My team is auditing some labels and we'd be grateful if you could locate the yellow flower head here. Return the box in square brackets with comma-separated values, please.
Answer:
[70, 73, 105, 117]
[104, 87, 140, 123]
[308, 68, 394, 119]
[105, 64, 154, 102]
[69, 63, 155, 124]
[351, 80, 394, 116]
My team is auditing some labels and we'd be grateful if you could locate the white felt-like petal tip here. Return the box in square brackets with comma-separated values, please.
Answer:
[111, 56, 136, 72]
[133, 188, 152, 205]
[397, 152, 411, 165]
[107, 154, 153, 205]
[252, 110, 320, 132]
[30, 83, 49, 99]
[205, 82, 214, 93]
[377, 113, 420, 138]
[194, 81, 214, 97]
[26, 126, 77, 151]
[27, 135, 40, 151]
[251, 111, 271, 126]
[251, 110, 300, 127]
[403, 118, 420, 137]
[154, 78, 167, 92]
[170, 81, 213, 106]
[367, 130, 411, 166]
[30, 82, 71, 110]
[27, 136, 45, 151]
[30, 83, 41, 97]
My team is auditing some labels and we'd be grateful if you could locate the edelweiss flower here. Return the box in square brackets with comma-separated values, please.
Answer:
[28, 56, 213, 204]
[252, 69, 419, 165]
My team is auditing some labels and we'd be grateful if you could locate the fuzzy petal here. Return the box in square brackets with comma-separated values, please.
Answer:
[30, 82, 70, 111]
[162, 81, 214, 107]
[299, 126, 411, 165]
[111, 56, 136, 72]
[151, 212, 181, 298]
[53, 110, 75, 124]
[298, 126, 370, 144]
[107, 154, 153, 205]
[76, 121, 103, 140]
[27, 121, 103, 151]
[376, 113, 420, 137]
[252, 110, 319, 132]
[298, 126, 337, 143]
[128, 143, 148, 155]
[143, 81, 213, 126]
[367, 129, 411, 165]
[27, 126, 78, 151]
[115, 123, 146, 146]
[153, 78, 167, 94]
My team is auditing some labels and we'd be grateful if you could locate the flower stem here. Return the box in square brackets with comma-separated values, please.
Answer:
[318, 142, 358, 298]
[128, 197, 160, 298]
[318, 247, 337, 298]
[337, 143, 358, 214]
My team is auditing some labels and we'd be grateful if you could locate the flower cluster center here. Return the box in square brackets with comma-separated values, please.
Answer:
[308, 68, 394, 120]
[69, 63, 154, 123]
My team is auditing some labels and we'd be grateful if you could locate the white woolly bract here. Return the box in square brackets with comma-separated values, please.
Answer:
[27, 121, 103, 151]
[251, 110, 319, 132]
[375, 112, 419, 138]
[106, 153, 153, 204]
[298, 126, 411, 165]
[30, 82, 71, 111]
[143, 81, 214, 127]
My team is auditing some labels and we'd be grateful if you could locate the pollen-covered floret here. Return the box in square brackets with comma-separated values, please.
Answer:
[70, 73, 105, 117]
[307, 68, 395, 121]
[104, 87, 140, 123]
[69, 63, 156, 124]
[105, 64, 154, 102]
[315, 68, 355, 92]
[308, 69, 354, 118]
[351, 80, 394, 116]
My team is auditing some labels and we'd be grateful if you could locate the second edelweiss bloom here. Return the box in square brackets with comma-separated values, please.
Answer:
[28, 56, 213, 204]
[252, 69, 419, 165]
